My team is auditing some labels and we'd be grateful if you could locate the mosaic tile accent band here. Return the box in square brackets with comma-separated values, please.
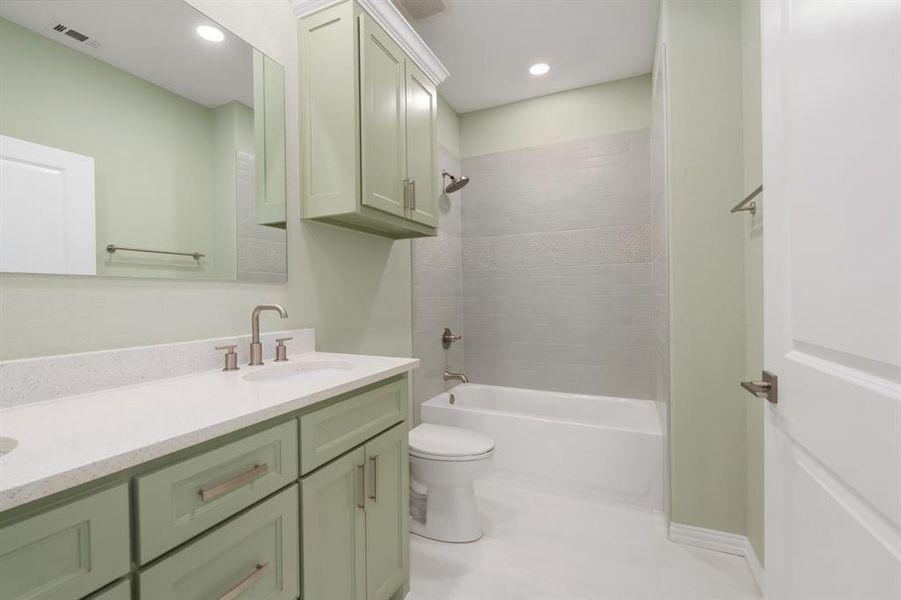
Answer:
[463, 224, 653, 271]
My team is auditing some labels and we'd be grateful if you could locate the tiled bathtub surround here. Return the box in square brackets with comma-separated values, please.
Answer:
[461, 129, 655, 399]
[0, 329, 315, 408]
[411, 145, 464, 423]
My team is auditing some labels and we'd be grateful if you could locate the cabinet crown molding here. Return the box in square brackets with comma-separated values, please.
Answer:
[291, 0, 449, 86]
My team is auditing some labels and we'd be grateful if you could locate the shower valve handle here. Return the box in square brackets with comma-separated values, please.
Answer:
[442, 327, 462, 348]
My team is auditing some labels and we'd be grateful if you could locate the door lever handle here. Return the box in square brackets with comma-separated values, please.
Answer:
[740, 371, 778, 404]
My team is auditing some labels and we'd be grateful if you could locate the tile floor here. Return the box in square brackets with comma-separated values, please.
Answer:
[409, 477, 761, 600]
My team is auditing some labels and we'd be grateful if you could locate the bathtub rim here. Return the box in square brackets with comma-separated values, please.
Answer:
[423, 382, 663, 437]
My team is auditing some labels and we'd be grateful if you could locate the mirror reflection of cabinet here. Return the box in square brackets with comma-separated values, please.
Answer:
[0, 1, 287, 282]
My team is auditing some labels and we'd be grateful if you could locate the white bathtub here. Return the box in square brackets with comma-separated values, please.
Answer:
[420, 384, 664, 509]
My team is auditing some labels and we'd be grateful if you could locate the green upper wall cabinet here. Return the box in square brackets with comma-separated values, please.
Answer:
[300, 1, 439, 239]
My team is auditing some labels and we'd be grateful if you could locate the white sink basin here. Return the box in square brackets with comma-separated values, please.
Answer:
[0, 437, 17, 458]
[242, 360, 355, 383]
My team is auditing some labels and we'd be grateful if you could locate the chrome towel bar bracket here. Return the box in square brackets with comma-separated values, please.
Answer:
[731, 185, 763, 216]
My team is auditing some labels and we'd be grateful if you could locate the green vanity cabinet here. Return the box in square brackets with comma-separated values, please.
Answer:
[134, 420, 298, 563]
[0, 374, 411, 600]
[363, 423, 408, 600]
[301, 447, 366, 600]
[0, 485, 130, 600]
[301, 422, 408, 600]
[138, 485, 299, 600]
[300, 0, 439, 239]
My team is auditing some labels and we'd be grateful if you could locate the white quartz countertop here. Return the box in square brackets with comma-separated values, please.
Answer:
[0, 351, 418, 512]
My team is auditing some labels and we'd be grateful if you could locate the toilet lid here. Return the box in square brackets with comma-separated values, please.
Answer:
[409, 424, 495, 458]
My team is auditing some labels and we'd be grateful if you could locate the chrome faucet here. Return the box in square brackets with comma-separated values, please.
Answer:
[444, 371, 469, 384]
[249, 304, 288, 366]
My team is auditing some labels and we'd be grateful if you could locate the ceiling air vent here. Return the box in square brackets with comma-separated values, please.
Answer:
[51, 23, 102, 49]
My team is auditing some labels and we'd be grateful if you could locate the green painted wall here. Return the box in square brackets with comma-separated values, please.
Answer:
[459, 74, 652, 157]
[0, 0, 412, 361]
[0, 17, 250, 281]
[654, 0, 749, 536]
[741, 0, 764, 563]
[436, 96, 460, 156]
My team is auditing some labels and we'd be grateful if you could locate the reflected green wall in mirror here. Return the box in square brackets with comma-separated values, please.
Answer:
[0, 4, 286, 282]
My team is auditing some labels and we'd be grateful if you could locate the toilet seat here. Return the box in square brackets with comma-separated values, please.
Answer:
[409, 424, 495, 462]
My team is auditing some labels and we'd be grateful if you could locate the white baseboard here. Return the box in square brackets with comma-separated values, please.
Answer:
[668, 522, 747, 555]
[668, 522, 765, 595]
[743, 538, 765, 596]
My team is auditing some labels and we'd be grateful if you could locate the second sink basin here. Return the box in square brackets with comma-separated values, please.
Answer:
[242, 360, 355, 383]
[0, 437, 17, 458]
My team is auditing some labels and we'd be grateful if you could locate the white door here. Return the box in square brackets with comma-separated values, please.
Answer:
[0, 135, 96, 275]
[761, 1, 901, 599]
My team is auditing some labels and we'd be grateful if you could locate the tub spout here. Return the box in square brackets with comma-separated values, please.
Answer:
[444, 371, 469, 384]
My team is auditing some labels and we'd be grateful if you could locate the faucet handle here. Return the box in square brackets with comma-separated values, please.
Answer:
[274, 337, 292, 362]
[215, 345, 239, 372]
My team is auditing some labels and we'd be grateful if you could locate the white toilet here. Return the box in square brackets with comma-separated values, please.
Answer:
[408, 423, 495, 543]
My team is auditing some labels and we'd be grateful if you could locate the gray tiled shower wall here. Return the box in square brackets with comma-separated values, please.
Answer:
[412, 129, 655, 419]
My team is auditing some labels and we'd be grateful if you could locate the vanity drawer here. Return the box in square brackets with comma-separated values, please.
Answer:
[134, 420, 298, 563]
[300, 378, 407, 473]
[138, 485, 299, 600]
[0, 484, 130, 600]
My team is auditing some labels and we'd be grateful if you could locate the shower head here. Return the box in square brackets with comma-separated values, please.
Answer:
[442, 170, 470, 194]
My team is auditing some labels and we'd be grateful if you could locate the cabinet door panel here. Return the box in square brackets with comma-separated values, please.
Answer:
[360, 13, 406, 217]
[301, 447, 366, 600]
[300, 2, 359, 218]
[0, 484, 129, 600]
[405, 60, 439, 227]
[365, 423, 408, 600]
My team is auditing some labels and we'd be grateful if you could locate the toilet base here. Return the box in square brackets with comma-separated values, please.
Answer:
[410, 481, 483, 543]
[410, 522, 483, 543]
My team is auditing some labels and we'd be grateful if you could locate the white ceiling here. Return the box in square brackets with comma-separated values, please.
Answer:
[0, 1, 254, 109]
[401, 0, 659, 113]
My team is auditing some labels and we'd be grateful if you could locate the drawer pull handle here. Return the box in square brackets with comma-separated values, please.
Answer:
[356, 464, 365, 509]
[199, 463, 269, 503]
[368, 455, 378, 502]
[219, 562, 270, 600]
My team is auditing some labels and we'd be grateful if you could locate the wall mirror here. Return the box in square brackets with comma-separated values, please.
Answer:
[0, 0, 287, 282]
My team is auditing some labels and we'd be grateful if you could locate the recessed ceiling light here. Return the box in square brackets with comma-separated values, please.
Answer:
[529, 63, 550, 76]
[196, 25, 225, 43]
